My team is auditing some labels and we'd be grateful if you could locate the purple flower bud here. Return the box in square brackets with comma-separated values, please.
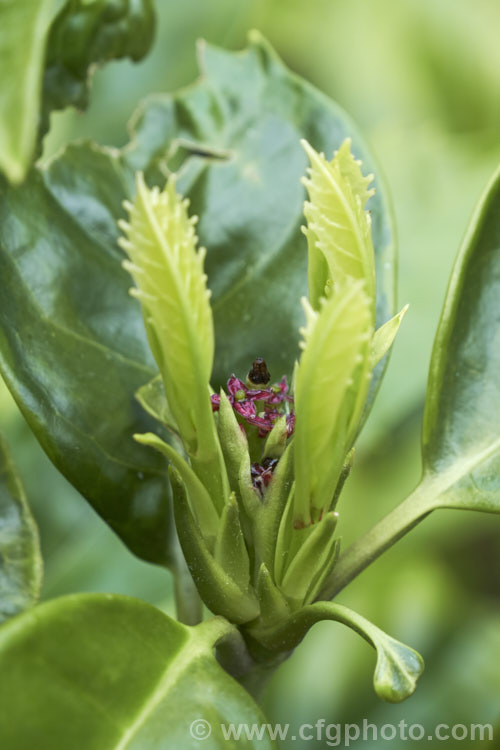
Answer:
[251, 457, 279, 495]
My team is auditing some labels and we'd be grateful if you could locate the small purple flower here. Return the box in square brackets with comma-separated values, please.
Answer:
[227, 376, 247, 397]
[211, 361, 296, 440]
[234, 399, 257, 420]
[251, 457, 279, 495]
[266, 376, 293, 405]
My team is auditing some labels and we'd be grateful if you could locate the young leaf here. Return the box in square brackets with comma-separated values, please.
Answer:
[134, 433, 219, 539]
[253, 442, 295, 573]
[0, 594, 276, 748]
[371, 304, 409, 367]
[325, 604, 424, 703]
[273, 480, 296, 585]
[280, 512, 339, 609]
[262, 415, 288, 460]
[119, 174, 215, 457]
[238, 452, 263, 520]
[305, 537, 341, 605]
[119, 174, 228, 504]
[214, 493, 252, 592]
[216, 390, 249, 497]
[135, 374, 180, 439]
[325, 163, 500, 600]
[255, 564, 291, 626]
[249, 602, 424, 703]
[0, 436, 42, 622]
[0, 36, 395, 568]
[294, 282, 373, 524]
[170, 467, 259, 625]
[301, 139, 376, 314]
[123, 33, 396, 399]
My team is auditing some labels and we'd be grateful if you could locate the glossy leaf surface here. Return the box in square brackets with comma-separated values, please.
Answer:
[0, 594, 275, 749]
[0, 0, 155, 184]
[43, 0, 155, 114]
[0, 146, 171, 565]
[123, 32, 396, 393]
[0, 436, 42, 622]
[423, 165, 500, 513]
[0, 36, 394, 565]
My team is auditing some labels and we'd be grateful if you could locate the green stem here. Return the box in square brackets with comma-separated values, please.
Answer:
[194, 615, 237, 645]
[170, 524, 204, 626]
[173, 560, 203, 626]
[325, 479, 436, 598]
[202, 620, 286, 700]
[237, 659, 286, 701]
[247, 601, 385, 652]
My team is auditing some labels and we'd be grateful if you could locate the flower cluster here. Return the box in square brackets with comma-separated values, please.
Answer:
[120, 140, 424, 703]
[210, 360, 295, 495]
[210, 370, 295, 439]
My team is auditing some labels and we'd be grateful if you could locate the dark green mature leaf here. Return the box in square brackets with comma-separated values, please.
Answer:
[0, 0, 155, 184]
[123, 32, 396, 395]
[0, 35, 394, 566]
[0, 435, 42, 622]
[43, 0, 155, 121]
[0, 594, 276, 749]
[422, 164, 500, 512]
[0, 146, 172, 565]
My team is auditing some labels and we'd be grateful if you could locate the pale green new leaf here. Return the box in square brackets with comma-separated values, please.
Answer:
[135, 374, 180, 438]
[302, 139, 376, 315]
[280, 512, 339, 608]
[294, 281, 373, 524]
[119, 174, 213, 454]
[329, 604, 424, 703]
[213, 493, 251, 593]
[134, 432, 220, 538]
[371, 305, 409, 368]
[119, 174, 229, 507]
[248, 602, 424, 703]
[0, 0, 61, 183]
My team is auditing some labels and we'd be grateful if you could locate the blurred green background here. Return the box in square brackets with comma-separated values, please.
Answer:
[3, 0, 500, 746]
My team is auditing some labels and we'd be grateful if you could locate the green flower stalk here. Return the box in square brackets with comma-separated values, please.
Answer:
[118, 139, 422, 703]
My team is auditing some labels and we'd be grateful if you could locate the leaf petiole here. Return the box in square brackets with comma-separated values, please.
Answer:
[326, 480, 436, 597]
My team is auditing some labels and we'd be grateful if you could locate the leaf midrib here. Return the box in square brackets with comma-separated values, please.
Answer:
[427, 435, 500, 504]
[112, 630, 207, 750]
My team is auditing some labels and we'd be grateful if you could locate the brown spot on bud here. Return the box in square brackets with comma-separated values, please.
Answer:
[247, 357, 270, 386]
